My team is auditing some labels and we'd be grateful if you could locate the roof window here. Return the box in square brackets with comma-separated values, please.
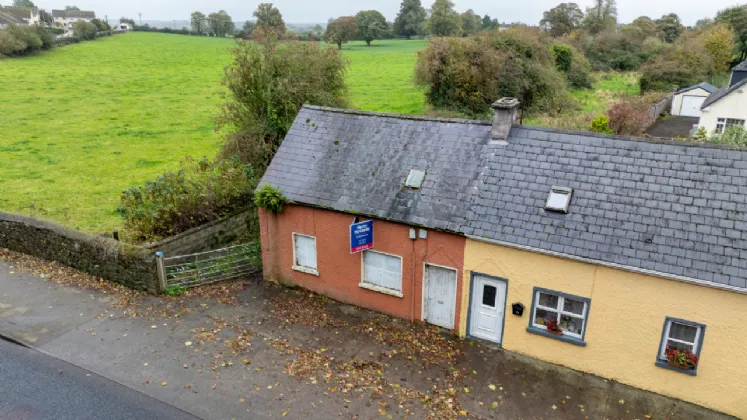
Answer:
[405, 169, 426, 189]
[545, 186, 573, 213]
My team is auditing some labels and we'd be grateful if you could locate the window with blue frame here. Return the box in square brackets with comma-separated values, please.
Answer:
[527, 288, 590, 346]
[656, 317, 705, 375]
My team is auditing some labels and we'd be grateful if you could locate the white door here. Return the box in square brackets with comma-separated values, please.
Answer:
[424, 264, 457, 329]
[469, 275, 506, 344]
[680, 95, 705, 117]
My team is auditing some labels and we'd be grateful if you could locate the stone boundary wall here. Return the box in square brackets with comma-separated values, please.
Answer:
[648, 95, 673, 122]
[0, 211, 159, 293]
[144, 209, 256, 257]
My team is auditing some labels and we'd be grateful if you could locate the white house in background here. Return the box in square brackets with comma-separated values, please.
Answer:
[698, 61, 747, 134]
[670, 82, 716, 117]
[52, 9, 95, 29]
[113, 22, 132, 31]
[0, 6, 42, 26]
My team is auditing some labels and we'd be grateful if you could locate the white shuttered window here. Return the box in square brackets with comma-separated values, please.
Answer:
[292, 234, 317, 273]
[362, 251, 402, 293]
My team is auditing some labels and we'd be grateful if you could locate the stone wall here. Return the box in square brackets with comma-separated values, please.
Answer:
[0, 211, 159, 293]
[144, 209, 257, 257]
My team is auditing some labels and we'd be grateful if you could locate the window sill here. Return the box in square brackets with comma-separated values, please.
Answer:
[655, 360, 697, 376]
[526, 327, 586, 347]
[359, 282, 403, 298]
[292, 265, 319, 276]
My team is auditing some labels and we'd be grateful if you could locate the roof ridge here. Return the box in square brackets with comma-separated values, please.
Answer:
[516, 124, 747, 151]
[302, 105, 492, 126]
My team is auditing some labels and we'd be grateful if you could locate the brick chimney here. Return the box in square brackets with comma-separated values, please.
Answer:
[490, 98, 520, 144]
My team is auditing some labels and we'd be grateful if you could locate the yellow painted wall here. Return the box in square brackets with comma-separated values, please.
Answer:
[461, 238, 747, 418]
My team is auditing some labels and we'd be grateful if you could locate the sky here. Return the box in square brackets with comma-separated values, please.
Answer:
[28, 0, 733, 26]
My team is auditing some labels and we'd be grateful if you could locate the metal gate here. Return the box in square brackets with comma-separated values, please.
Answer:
[156, 243, 261, 289]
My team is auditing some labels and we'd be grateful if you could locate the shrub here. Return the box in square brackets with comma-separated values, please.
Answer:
[415, 27, 571, 118]
[590, 115, 613, 134]
[73, 21, 98, 40]
[639, 54, 705, 93]
[254, 184, 288, 213]
[0, 25, 52, 56]
[707, 125, 747, 146]
[217, 39, 348, 171]
[117, 157, 256, 242]
[606, 99, 655, 135]
[551, 42, 593, 89]
[580, 30, 652, 71]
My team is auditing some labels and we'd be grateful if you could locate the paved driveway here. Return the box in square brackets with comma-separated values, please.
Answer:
[646, 116, 699, 138]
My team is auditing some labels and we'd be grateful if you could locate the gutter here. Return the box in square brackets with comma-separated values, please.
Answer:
[466, 234, 747, 296]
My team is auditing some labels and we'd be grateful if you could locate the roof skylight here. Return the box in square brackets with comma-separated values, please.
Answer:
[545, 186, 573, 213]
[405, 169, 426, 189]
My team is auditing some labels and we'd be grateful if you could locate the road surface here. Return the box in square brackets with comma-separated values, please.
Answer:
[0, 338, 200, 420]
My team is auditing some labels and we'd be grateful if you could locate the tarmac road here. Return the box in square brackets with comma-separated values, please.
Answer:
[0, 338, 200, 420]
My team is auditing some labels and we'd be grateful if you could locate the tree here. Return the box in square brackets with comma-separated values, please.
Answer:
[415, 27, 570, 117]
[426, 0, 460, 37]
[91, 18, 109, 32]
[253, 3, 286, 37]
[715, 6, 747, 60]
[120, 17, 136, 26]
[208, 10, 234, 37]
[12, 0, 35, 7]
[72, 20, 97, 40]
[701, 23, 736, 73]
[239, 21, 255, 38]
[356, 10, 387, 46]
[695, 18, 713, 29]
[460, 9, 480, 37]
[217, 39, 348, 170]
[393, 0, 426, 39]
[623, 16, 657, 41]
[655, 13, 683, 43]
[38, 9, 53, 25]
[65, 5, 79, 10]
[540, 3, 583, 38]
[481, 15, 498, 31]
[191, 11, 206, 35]
[583, 0, 616, 34]
[325, 16, 357, 49]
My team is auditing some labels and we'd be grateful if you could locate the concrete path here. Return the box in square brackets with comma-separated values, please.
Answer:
[646, 116, 699, 138]
[0, 251, 736, 420]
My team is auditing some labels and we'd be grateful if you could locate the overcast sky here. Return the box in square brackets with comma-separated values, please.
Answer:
[30, 0, 730, 26]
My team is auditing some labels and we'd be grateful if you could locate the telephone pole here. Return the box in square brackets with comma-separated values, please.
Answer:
[138, 13, 142, 26]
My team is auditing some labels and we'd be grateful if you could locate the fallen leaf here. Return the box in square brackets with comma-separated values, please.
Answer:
[552, 405, 557, 410]
[489, 384, 496, 391]
[161, 381, 168, 387]
[618, 399, 625, 404]
[185, 341, 193, 346]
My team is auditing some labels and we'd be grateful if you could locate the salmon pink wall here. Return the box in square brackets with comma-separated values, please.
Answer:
[258, 205, 466, 330]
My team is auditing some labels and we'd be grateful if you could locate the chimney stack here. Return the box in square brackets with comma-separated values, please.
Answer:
[490, 97, 520, 144]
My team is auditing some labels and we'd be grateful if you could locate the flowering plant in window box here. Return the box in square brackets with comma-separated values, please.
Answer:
[665, 346, 698, 370]
[545, 317, 563, 336]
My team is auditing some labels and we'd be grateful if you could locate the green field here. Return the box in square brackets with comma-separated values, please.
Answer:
[0, 33, 427, 233]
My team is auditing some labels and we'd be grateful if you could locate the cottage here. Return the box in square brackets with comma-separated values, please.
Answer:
[698, 60, 747, 134]
[670, 82, 716, 117]
[259, 100, 747, 418]
[0, 9, 23, 29]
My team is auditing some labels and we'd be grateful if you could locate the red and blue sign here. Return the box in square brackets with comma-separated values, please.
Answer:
[350, 220, 374, 253]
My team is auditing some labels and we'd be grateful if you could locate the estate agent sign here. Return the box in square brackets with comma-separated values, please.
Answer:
[350, 220, 374, 253]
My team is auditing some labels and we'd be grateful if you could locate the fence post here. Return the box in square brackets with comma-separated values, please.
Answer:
[155, 251, 167, 292]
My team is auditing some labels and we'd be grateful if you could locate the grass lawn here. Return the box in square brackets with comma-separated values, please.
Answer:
[0, 33, 428, 233]
[569, 72, 640, 114]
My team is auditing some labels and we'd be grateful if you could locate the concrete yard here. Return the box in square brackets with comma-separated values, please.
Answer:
[646, 116, 699, 139]
[0, 250, 735, 420]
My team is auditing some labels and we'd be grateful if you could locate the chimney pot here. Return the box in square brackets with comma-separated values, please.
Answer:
[490, 97, 520, 143]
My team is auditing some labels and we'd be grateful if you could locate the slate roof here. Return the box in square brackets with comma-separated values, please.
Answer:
[260, 106, 488, 233]
[0, 10, 23, 25]
[52, 9, 95, 19]
[675, 82, 717, 95]
[0, 6, 32, 22]
[732, 60, 747, 72]
[261, 105, 747, 290]
[701, 78, 747, 109]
